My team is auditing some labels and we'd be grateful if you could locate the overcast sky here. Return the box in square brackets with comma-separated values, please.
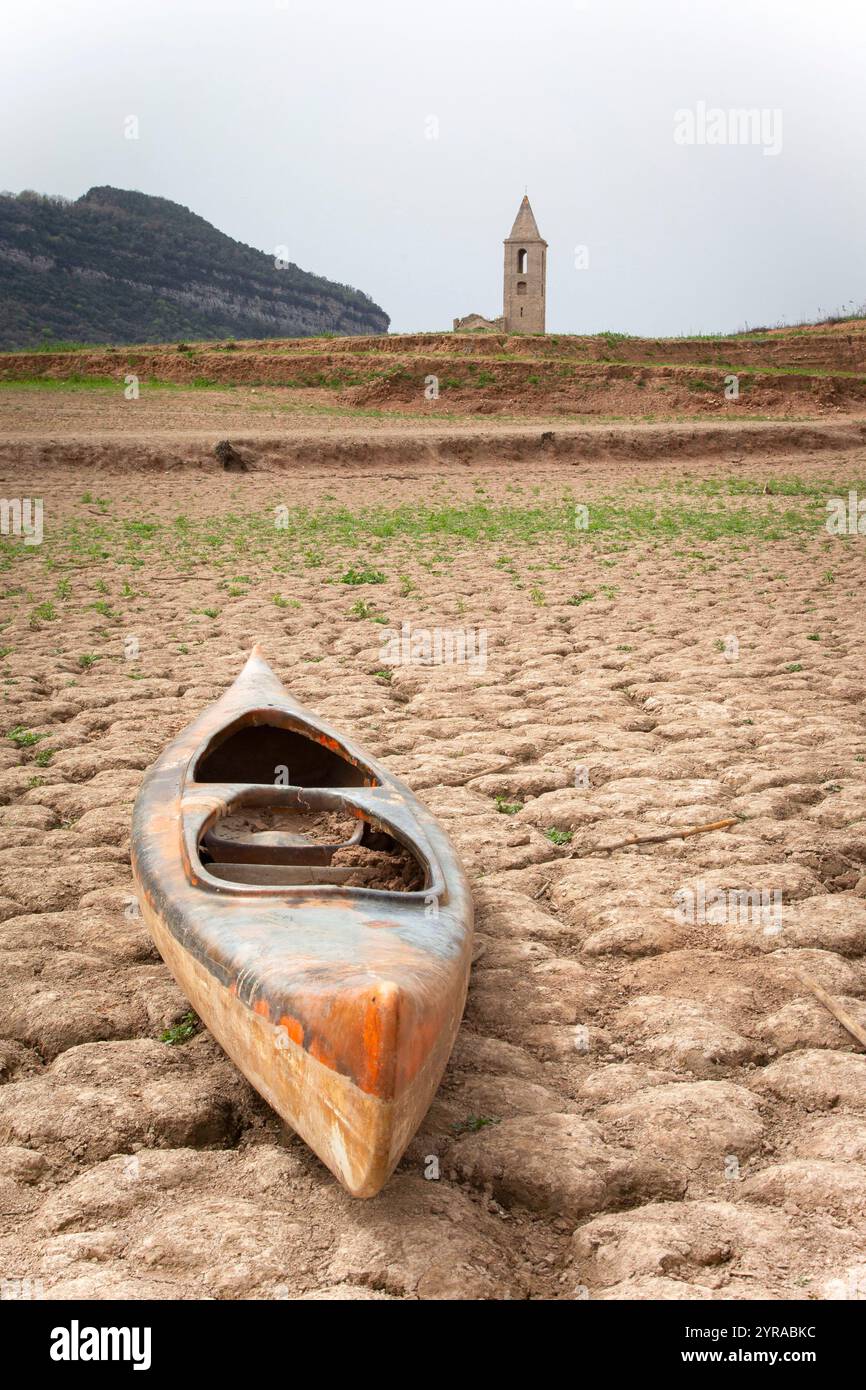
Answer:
[2, 0, 864, 335]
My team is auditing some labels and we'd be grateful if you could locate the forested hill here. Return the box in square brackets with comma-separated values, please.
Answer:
[0, 186, 389, 348]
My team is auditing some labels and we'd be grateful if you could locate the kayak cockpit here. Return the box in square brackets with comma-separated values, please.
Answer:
[193, 710, 376, 789]
[185, 785, 434, 898]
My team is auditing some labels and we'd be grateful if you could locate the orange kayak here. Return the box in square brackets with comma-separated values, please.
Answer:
[131, 648, 473, 1196]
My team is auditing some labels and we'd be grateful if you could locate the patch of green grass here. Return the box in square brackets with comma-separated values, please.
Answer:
[688, 377, 721, 393]
[451, 1115, 500, 1136]
[124, 520, 158, 539]
[545, 827, 573, 845]
[495, 796, 523, 815]
[785, 662, 803, 673]
[0, 374, 120, 390]
[0, 373, 231, 393]
[598, 330, 629, 345]
[77, 652, 99, 669]
[340, 564, 386, 585]
[349, 598, 378, 619]
[30, 339, 107, 352]
[160, 1011, 200, 1045]
[6, 725, 46, 748]
[33, 747, 54, 767]
[3, 480, 848, 593]
[689, 475, 866, 500]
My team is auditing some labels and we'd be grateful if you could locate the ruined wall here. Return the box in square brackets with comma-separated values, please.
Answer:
[452, 313, 506, 332]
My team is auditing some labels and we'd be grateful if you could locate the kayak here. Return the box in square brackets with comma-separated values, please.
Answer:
[131, 647, 473, 1196]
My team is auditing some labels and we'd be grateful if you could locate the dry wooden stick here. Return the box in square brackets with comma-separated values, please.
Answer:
[465, 760, 518, 785]
[593, 817, 737, 854]
[796, 969, 866, 1052]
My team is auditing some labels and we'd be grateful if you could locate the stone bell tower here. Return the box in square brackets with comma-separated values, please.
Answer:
[503, 195, 547, 334]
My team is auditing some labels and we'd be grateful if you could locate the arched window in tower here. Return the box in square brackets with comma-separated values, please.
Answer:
[517, 248, 528, 273]
[516, 281, 527, 296]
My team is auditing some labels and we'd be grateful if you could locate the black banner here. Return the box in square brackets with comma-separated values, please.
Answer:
[4, 1296, 856, 1375]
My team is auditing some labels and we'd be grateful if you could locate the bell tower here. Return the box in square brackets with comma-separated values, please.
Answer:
[503, 195, 547, 334]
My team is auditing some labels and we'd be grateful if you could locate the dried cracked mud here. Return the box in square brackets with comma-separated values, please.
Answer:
[1, 432, 865, 1300]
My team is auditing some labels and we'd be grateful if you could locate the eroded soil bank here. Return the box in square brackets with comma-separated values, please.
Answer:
[4, 318, 866, 420]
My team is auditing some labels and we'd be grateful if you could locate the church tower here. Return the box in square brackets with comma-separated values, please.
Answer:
[503, 195, 547, 334]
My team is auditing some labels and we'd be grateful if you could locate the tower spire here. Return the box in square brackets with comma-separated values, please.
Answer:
[507, 194, 544, 242]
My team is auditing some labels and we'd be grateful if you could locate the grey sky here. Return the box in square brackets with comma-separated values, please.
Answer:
[3, 0, 864, 336]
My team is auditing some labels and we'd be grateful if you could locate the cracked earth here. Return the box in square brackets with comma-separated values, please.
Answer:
[0, 439, 865, 1300]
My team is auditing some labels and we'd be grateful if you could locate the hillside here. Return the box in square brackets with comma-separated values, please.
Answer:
[0, 187, 389, 348]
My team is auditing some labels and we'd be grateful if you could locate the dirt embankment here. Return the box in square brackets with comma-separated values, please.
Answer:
[3, 416, 866, 478]
[3, 321, 866, 421]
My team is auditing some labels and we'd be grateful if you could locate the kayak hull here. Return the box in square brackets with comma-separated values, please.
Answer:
[131, 648, 473, 1197]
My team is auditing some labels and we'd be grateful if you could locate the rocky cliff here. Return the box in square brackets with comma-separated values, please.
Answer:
[0, 186, 389, 348]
